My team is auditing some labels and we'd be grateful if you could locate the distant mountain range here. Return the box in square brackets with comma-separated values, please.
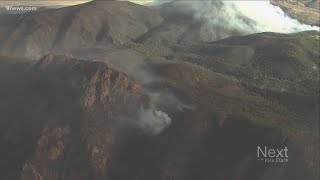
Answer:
[2, 0, 317, 59]
[0, 0, 246, 58]
[0, 1, 319, 180]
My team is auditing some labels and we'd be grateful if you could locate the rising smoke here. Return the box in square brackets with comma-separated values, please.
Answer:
[123, 0, 319, 135]
[144, 0, 319, 35]
[79, 49, 191, 135]
[221, 1, 319, 33]
[135, 106, 172, 135]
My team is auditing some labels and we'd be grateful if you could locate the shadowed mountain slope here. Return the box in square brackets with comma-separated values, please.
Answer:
[0, 47, 318, 179]
[0, 1, 319, 180]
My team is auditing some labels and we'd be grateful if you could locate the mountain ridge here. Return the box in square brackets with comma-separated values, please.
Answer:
[0, 1, 319, 180]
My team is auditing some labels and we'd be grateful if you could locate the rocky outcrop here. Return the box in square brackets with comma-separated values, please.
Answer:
[0, 54, 293, 180]
[0, 54, 146, 180]
[0, 29, 319, 179]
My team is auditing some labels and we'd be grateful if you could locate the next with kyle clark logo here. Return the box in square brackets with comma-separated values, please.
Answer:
[257, 146, 289, 163]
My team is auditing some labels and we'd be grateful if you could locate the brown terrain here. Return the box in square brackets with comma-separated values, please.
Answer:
[0, 1, 319, 180]
[271, 0, 320, 26]
[0, 0, 252, 59]
[0, 52, 296, 180]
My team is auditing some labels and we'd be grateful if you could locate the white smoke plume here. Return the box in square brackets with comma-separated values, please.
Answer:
[69, 48, 192, 135]
[141, 0, 319, 35]
[221, 1, 319, 33]
[147, 91, 194, 112]
[135, 106, 171, 135]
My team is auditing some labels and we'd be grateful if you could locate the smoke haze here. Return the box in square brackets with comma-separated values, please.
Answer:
[225, 1, 319, 33]
[135, 106, 172, 135]
[144, 0, 319, 35]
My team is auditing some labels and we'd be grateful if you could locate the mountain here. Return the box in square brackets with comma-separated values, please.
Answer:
[0, 0, 318, 59]
[305, 0, 320, 9]
[0, 31, 319, 180]
[188, 31, 320, 88]
[0, 55, 291, 180]
[0, 1, 319, 180]
[0, 0, 260, 59]
[0, 1, 164, 58]
[271, 0, 320, 26]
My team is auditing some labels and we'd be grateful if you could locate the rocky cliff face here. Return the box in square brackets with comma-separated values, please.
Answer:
[0, 54, 146, 180]
[0, 53, 311, 180]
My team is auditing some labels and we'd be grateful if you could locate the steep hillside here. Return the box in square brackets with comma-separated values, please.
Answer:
[0, 1, 318, 180]
[271, 0, 320, 26]
[0, 48, 318, 180]
[151, 31, 320, 95]
[0, 0, 266, 58]
[135, 1, 248, 45]
[0, 54, 144, 179]
[0, 1, 164, 58]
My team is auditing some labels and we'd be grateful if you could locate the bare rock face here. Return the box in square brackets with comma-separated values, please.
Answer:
[34, 53, 143, 117]
[0, 54, 147, 180]
[21, 163, 44, 180]
[0, 54, 289, 180]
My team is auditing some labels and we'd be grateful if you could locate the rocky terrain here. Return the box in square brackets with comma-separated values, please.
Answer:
[0, 1, 319, 180]
[0, 0, 263, 59]
[271, 0, 320, 26]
